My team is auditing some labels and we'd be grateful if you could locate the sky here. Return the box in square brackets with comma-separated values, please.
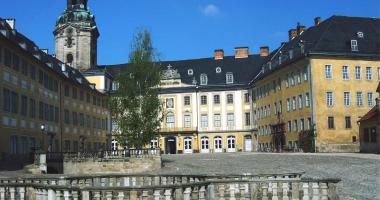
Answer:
[1, 0, 379, 65]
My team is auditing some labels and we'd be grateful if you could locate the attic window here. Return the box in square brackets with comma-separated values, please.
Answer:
[226, 72, 234, 84]
[200, 74, 208, 85]
[351, 40, 358, 51]
[216, 67, 222, 73]
[188, 69, 193, 76]
[357, 32, 364, 38]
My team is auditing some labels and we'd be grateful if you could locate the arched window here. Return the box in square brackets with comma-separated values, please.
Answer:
[66, 53, 73, 66]
[226, 72, 234, 84]
[227, 136, 236, 152]
[166, 112, 175, 128]
[183, 137, 192, 153]
[200, 136, 209, 152]
[200, 74, 208, 85]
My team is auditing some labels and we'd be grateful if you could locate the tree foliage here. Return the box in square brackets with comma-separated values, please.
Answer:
[298, 124, 317, 153]
[110, 30, 162, 149]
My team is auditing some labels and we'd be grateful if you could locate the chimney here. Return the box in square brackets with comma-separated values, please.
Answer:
[288, 29, 297, 41]
[260, 46, 269, 57]
[314, 17, 321, 26]
[214, 49, 224, 60]
[296, 23, 306, 35]
[5, 19, 16, 30]
[234, 47, 249, 59]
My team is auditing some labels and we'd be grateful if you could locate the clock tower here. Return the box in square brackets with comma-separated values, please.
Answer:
[54, 0, 99, 72]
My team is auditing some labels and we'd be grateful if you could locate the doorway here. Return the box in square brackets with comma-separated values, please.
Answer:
[165, 137, 177, 154]
[183, 137, 193, 154]
[244, 135, 252, 152]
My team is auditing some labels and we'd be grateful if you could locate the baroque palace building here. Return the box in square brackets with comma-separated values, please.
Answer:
[0, 0, 110, 165]
[1, 0, 379, 157]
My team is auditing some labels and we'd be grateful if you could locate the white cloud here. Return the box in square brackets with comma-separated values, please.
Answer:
[200, 4, 220, 17]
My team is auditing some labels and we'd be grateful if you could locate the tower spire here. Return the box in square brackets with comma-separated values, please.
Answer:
[67, 0, 88, 10]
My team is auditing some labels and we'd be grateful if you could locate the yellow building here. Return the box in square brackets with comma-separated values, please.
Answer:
[251, 16, 380, 152]
[0, 18, 110, 166]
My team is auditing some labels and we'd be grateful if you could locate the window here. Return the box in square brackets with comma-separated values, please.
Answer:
[297, 69, 302, 83]
[274, 102, 277, 115]
[278, 78, 282, 90]
[214, 114, 221, 128]
[184, 96, 190, 106]
[226, 73, 234, 84]
[298, 95, 303, 109]
[11, 91, 18, 114]
[80, 91, 84, 101]
[30, 65, 36, 80]
[355, 66, 361, 80]
[325, 65, 332, 79]
[21, 60, 28, 76]
[29, 98, 36, 118]
[344, 92, 350, 106]
[184, 114, 191, 128]
[342, 66, 349, 80]
[21, 95, 27, 117]
[304, 66, 308, 81]
[300, 119, 305, 131]
[187, 69, 193, 76]
[287, 121, 292, 132]
[378, 67, 380, 80]
[166, 98, 174, 108]
[227, 94, 234, 104]
[285, 74, 289, 88]
[244, 93, 250, 103]
[72, 112, 78, 126]
[357, 32, 364, 38]
[227, 136, 236, 149]
[351, 40, 358, 51]
[201, 114, 208, 128]
[201, 95, 207, 105]
[200, 74, 208, 85]
[366, 67, 372, 80]
[213, 95, 220, 104]
[345, 116, 352, 129]
[327, 92, 333, 107]
[3, 89, 11, 112]
[86, 93, 90, 103]
[307, 117, 312, 130]
[279, 101, 283, 114]
[79, 113, 84, 127]
[305, 93, 310, 107]
[290, 72, 295, 85]
[294, 120, 298, 132]
[245, 112, 251, 126]
[64, 85, 70, 97]
[328, 117, 334, 129]
[12, 53, 19, 71]
[10, 136, 18, 155]
[4, 48, 11, 67]
[368, 92, 373, 106]
[72, 87, 77, 99]
[225, 113, 235, 128]
[86, 115, 91, 128]
[216, 67, 222, 73]
[200, 137, 209, 150]
[292, 96, 296, 110]
[286, 98, 290, 112]
[166, 112, 175, 128]
[357, 92, 363, 107]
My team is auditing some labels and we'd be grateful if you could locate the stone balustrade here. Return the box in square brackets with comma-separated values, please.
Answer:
[0, 173, 341, 200]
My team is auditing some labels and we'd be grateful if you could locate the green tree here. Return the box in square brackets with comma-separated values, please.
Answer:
[110, 30, 162, 149]
[298, 124, 317, 152]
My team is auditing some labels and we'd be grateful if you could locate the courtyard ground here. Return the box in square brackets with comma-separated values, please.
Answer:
[153, 152, 380, 200]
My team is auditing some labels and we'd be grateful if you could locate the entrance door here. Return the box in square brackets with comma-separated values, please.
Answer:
[165, 137, 176, 154]
[244, 135, 252, 152]
[227, 136, 236, 152]
[214, 136, 223, 153]
[183, 137, 193, 154]
[200, 137, 209, 153]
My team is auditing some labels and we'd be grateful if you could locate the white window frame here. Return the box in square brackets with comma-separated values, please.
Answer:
[298, 95, 303, 109]
[188, 69, 193, 76]
[286, 98, 290, 112]
[201, 95, 207, 105]
[344, 92, 350, 106]
[325, 65, 332, 79]
[214, 136, 223, 153]
[366, 67, 372, 80]
[305, 93, 310, 107]
[201, 114, 208, 128]
[227, 136, 236, 152]
[351, 40, 358, 51]
[292, 96, 297, 110]
[184, 114, 191, 128]
[226, 94, 234, 104]
[183, 137, 193, 154]
[226, 72, 234, 84]
[200, 136, 209, 153]
[304, 66, 308, 81]
[213, 114, 221, 128]
[297, 69, 302, 84]
[356, 92, 363, 107]
[368, 92, 373, 106]
[200, 74, 208, 85]
[327, 92, 334, 107]
[355, 66, 362, 80]
[227, 113, 234, 128]
[166, 112, 175, 128]
[342, 65, 349, 80]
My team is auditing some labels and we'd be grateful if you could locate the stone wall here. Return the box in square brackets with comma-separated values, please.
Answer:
[63, 156, 162, 174]
[317, 143, 360, 153]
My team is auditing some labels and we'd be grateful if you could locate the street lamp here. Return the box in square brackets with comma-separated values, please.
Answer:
[40, 124, 45, 152]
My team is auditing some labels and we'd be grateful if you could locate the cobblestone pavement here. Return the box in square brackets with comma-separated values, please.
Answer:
[154, 153, 380, 200]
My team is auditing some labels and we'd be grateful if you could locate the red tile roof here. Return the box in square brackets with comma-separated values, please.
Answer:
[358, 106, 379, 122]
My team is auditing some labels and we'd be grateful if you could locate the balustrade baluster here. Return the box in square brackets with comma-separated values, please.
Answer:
[0, 187, 5, 200]
[282, 182, 289, 200]
[55, 190, 63, 200]
[291, 182, 300, 200]
[183, 187, 191, 200]
[164, 189, 173, 200]
[218, 184, 225, 200]
[131, 177, 137, 186]
[175, 188, 183, 200]
[81, 190, 90, 200]
[18, 187, 25, 200]
[42, 188, 48, 200]
[207, 184, 215, 200]
[154, 176, 160, 185]
[320, 183, 328, 200]
[262, 184, 269, 200]
[153, 189, 162, 200]
[117, 191, 125, 200]
[106, 191, 113, 200]
[63, 190, 71, 200]
[93, 191, 101, 200]
[162, 176, 167, 185]
[124, 177, 130, 186]
[72, 191, 79, 200]
[302, 183, 310, 200]
[9, 187, 15, 200]
[250, 183, 258, 200]
[312, 183, 319, 200]
[142, 190, 149, 200]
[272, 182, 279, 200]
[191, 186, 199, 200]
[199, 186, 206, 200]
[101, 178, 106, 187]
[228, 184, 236, 200]
[239, 183, 246, 200]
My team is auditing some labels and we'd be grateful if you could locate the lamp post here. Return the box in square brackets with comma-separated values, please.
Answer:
[40, 124, 45, 152]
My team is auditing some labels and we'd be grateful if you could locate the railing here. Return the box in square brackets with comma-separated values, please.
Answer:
[0, 173, 341, 199]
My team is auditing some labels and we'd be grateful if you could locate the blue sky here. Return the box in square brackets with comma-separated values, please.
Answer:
[1, 0, 379, 65]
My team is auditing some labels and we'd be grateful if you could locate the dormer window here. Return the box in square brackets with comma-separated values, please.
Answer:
[200, 74, 208, 85]
[351, 40, 358, 51]
[216, 67, 222, 73]
[226, 72, 234, 84]
[188, 69, 193, 76]
[357, 32, 364, 38]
